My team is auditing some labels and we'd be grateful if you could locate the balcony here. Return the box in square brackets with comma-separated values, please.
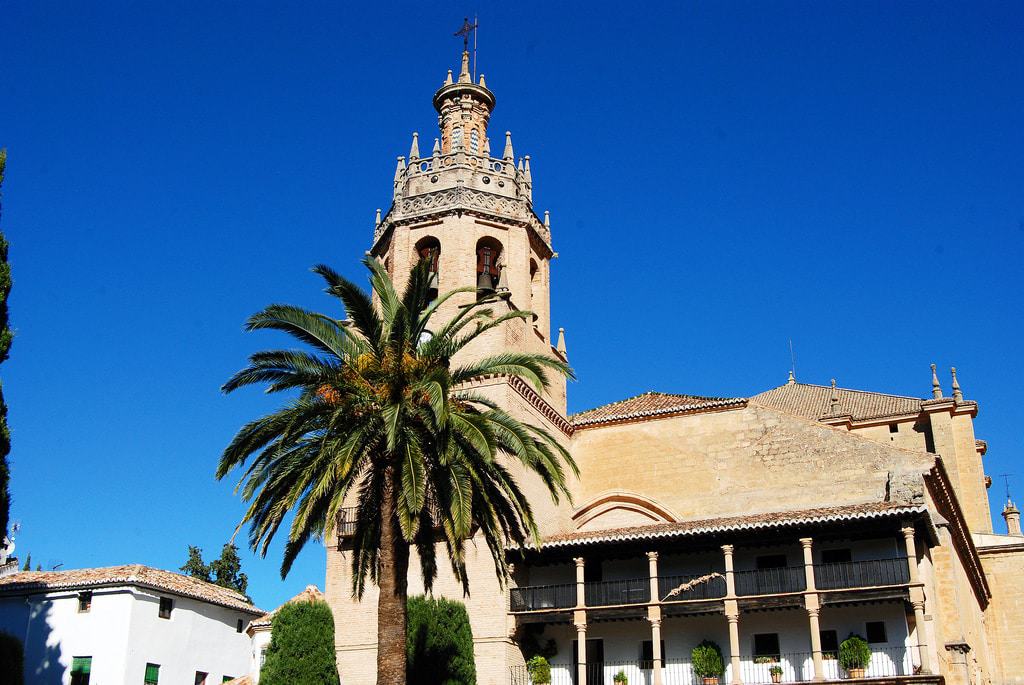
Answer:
[335, 507, 358, 538]
[509, 646, 928, 685]
[813, 558, 910, 590]
[584, 578, 650, 607]
[735, 566, 806, 596]
[509, 559, 913, 614]
[509, 583, 576, 612]
[658, 573, 727, 602]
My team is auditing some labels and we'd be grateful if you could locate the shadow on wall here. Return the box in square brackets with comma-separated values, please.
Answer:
[24, 600, 65, 685]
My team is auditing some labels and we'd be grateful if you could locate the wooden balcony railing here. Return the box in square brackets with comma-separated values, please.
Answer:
[584, 577, 650, 607]
[813, 557, 911, 590]
[509, 583, 576, 612]
[735, 566, 807, 596]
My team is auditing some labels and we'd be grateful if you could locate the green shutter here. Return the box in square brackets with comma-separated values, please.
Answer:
[144, 663, 160, 683]
[71, 656, 92, 674]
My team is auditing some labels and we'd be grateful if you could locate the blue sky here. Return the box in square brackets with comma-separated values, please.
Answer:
[1, 1, 1021, 609]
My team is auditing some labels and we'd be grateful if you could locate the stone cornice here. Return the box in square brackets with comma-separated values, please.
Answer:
[923, 457, 991, 608]
[506, 375, 574, 437]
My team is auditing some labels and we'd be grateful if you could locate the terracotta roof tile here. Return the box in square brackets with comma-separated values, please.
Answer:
[0, 565, 263, 614]
[752, 382, 924, 421]
[540, 502, 923, 548]
[221, 677, 252, 685]
[571, 391, 745, 428]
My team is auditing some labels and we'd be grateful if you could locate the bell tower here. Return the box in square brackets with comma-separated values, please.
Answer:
[369, 49, 566, 413]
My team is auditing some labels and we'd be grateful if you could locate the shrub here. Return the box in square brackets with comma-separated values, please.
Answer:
[769, 665, 784, 675]
[691, 640, 724, 678]
[838, 634, 871, 671]
[260, 599, 339, 685]
[407, 595, 476, 685]
[0, 632, 23, 685]
[613, 669, 628, 684]
[527, 655, 551, 684]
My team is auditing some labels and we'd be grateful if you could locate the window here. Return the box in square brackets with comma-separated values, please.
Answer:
[260, 648, 268, 668]
[236, 618, 243, 633]
[451, 126, 463, 150]
[756, 554, 788, 569]
[470, 129, 479, 154]
[222, 677, 235, 683]
[158, 597, 173, 619]
[144, 663, 160, 685]
[640, 640, 665, 668]
[78, 591, 92, 613]
[820, 630, 839, 659]
[866, 621, 887, 644]
[753, 633, 781, 660]
[194, 672, 208, 685]
[71, 656, 92, 685]
[889, 423, 899, 434]
[821, 549, 852, 565]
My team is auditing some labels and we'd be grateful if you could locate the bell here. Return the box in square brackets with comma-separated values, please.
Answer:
[495, 266, 510, 297]
[477, 271, 494, 291]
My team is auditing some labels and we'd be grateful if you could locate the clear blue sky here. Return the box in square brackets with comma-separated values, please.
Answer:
[1, 1, 1021, 609]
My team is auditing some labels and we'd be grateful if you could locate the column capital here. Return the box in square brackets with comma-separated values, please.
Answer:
[807, 607, 820, 618]
[726, 612, 740, 624]
[901, 525, 916, 538]
[912, 600, 926, 612]
[648, 618, 662, 629]
[574, 557, 586, 568]
[721, 544, 735, 555]
[799, 537, 814, 548]
[575, 623, 587, 633]
[647, 550, 659, 562]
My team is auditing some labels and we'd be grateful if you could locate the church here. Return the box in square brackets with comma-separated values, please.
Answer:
[325, 48, 1024, 685]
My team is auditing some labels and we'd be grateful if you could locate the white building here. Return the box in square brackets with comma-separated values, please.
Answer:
[0, 564, 263, 684]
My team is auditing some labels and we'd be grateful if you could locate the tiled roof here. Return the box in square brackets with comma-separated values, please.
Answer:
[752, 382, 924, 421]
[540, 502, 924, 548]
[0, 565, 263, 614]
[571, 392, 746, 428]
[221, 677, 252, 685]
[248, 584, 324, 632]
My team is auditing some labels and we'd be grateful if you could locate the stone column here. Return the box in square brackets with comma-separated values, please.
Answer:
[800, 538, 824, 681]
[649, 617, 664, 685]
[576, 623, 588, 685]
[722, 545, 742, 685]
[647, 551, 664, 685]
[902, 526, 931, 674]
[575, 557, 586, 608]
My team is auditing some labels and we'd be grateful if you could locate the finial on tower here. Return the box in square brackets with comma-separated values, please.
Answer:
[374, 208, 381, 226]
[482, 136, 491, 156]
[544, 210, 551, 228]
[503, 131, 514, 160]
[931, 363, 942, 399]
[479, 73, 487, 87]
[458, 51, 472, 83]
[829, 379, 842, 414]
[523, 155, 533, 183]
[557, 328, 567, 357]
[951, 367, 963, 402]
[444, 69, 453, 86]
[787, 369, 796, 385]
[408, 132, 420, 161]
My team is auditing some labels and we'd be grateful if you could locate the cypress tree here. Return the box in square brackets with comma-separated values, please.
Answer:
[0, 149, 11, 540]
[260, 598, 339, 685]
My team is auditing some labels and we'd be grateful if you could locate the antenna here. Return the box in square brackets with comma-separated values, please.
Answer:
[788, 339, 796, 379]
[473, 13, 479, 81]
[1000, 474, 1013, 501]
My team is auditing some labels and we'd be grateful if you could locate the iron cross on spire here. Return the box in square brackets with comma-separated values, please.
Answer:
[454, 17, 478, 51]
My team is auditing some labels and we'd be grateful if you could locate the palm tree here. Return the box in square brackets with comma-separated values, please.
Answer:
[218, 257, 577, 685]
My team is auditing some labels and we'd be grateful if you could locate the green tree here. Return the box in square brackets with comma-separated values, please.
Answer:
[406, 595, 476, 685]
[218, 258, 577, 685]
[0, 149, 13, 540]
[0, 630, 23, 685]
[209, 542, 248, 595]
[179, 545, 211, 582]
[259, 598, 339, 685]
[20, 553, 29, 572]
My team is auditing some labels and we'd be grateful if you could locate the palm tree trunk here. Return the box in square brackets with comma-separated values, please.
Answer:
[376, 478, 409, 685]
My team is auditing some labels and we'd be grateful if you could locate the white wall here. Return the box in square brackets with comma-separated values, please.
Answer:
[250, 627, 272, 684]
[0, 586, 254, 684]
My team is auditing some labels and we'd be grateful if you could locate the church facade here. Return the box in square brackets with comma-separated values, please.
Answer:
[325, 50, 1024, 685]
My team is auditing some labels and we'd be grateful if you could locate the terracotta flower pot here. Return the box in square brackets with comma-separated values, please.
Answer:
[702, 678, 719, 685]
[848, 667, 866, 679]
[771, 673, 782, 683]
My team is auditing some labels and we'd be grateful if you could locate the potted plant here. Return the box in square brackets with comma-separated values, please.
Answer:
[526, 655, 551, 685]
[613, 670, 628, 685]
[839, 634, 871, 679]
[691, 640, 725, 685]
[769, 665, 784, 683]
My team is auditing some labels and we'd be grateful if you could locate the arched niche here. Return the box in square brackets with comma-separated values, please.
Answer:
[571, 492, 678, 532]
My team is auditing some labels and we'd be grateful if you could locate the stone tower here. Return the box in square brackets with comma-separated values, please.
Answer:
[368, 50, 566, 413]
[329, 51, 576, 685]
